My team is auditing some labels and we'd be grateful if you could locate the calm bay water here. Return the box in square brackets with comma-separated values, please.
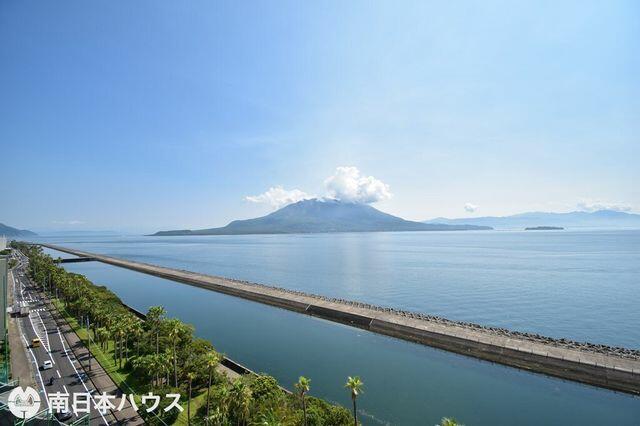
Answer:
[35, 230, 640, 425]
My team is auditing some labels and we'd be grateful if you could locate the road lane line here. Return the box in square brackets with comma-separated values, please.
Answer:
[56, 370, 62, 378]
[35, 310, 53, 357]
[27, 312, 55, 364]
[57, 327, 109, 425]
[21, 335, 50, 409]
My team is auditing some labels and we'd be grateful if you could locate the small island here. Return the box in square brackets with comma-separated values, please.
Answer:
[525, 226, 564, 231]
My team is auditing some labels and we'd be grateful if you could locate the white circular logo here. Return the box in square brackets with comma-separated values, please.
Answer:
[8, 386, 41, 419]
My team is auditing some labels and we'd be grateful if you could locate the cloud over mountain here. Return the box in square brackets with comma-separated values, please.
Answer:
[576, 200, 632, 213]
[246, 166, 392, 209]
[324, 166, 392, 204]
[245, 186, 313, 209]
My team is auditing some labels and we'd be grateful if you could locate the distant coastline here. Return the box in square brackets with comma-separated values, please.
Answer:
[525, 226, 564, 231]
[424, 209, 640, 230]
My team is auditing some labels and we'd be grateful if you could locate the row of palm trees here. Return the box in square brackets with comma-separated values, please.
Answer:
[16, 244, 218, 423]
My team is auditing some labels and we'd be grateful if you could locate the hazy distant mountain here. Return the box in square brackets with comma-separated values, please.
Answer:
[37, 230, 120, 237]
[424, 210, 640, 229]
[153, 199, 492, 236]
[0, 223, 37, 237]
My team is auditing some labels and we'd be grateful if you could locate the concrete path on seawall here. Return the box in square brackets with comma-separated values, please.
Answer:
[40, 243, 640, 396]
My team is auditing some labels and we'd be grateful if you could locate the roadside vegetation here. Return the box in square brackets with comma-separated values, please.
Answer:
[11, 242, 358, 425]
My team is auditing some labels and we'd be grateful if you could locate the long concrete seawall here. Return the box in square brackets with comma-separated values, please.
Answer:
[40, 243, 640, 395]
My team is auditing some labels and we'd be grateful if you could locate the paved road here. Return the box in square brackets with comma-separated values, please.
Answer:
[10, 250, 115, 425]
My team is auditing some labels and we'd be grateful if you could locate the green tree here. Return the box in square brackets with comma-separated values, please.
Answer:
[157, 352, 172, 387]
[255, 408, 284, 426]
[130, 320, 144, 357]
[167, 319, 183, 387]
[345, 376, 363, 426]
[147, 306, 166, 384]
[440, 417, 464, 426]
[295, 376, 311, 426]
[204, 351, 221, 419]
[229, 379, 252, 426]
[214, 383, 231, 425]
[187, 371, 196, 425]
[147, 307, 166, 351]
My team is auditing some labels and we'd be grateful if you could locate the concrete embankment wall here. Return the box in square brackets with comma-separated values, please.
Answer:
[294, 307, 640, 395]
[368, 320, 639, 394]
[55, 257, 96, 264]
[40, 243, 640, 395]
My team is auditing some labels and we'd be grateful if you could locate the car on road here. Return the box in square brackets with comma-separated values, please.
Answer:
[41, 360, 53, 370]
[76, 372, 88, 382]
[31, 338, 41, 348]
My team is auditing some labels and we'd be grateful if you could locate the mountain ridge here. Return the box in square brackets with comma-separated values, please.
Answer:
[152, 199, 492, 236]
[0, 223, 37, 237]
[424, 210, 640, 229]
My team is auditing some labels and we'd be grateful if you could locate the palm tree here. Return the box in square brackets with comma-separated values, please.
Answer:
[130, 320, 144, 357]
[108, 321, 121, 365]
[92, 307, 108, 337]
[96, 327, 108, 350]
[440, 418, 463, 426]
[154, 352, 172, 387]
[294, 376, 311, 426]
[147, 306, 166, 355]
[114, 316, 128, 368]
[187, 371, 196, 425]
[256, 409, 284, 426]
[203, 408, 224, 425]
[205, 351, 221, 419]
[122, 316, 133, 362]
[168, 319, 183, 387]
[229, 379, 252, 426]
[345, 376, 363, 426]
[217, 383, 231, 424]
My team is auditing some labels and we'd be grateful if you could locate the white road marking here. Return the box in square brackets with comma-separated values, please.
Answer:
[21, 335, 50, 409]
[27, 312, 54, 364]
[56, 370, 62, 378]
[35, 310, 53, 357]
[57, 327, 109, 425]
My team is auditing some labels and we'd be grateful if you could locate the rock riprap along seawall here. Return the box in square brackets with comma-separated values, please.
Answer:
[40, 243, 640, 395]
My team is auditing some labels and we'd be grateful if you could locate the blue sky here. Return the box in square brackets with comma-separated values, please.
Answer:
[1, 1, 638, 233]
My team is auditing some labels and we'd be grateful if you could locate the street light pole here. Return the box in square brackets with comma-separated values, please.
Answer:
[86, 316, 92, 371]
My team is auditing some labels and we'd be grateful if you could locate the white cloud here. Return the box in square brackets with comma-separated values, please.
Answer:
[464, 203, 478, 213]
[51, 220, 84, 225]
[246, 166, 391, 210]
[576, 200, 632, 212]
[324, 166, 392, 204]
[245, 186, 312, 209]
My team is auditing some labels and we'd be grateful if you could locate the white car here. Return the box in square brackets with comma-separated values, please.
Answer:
[41, 360, 53, 370]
